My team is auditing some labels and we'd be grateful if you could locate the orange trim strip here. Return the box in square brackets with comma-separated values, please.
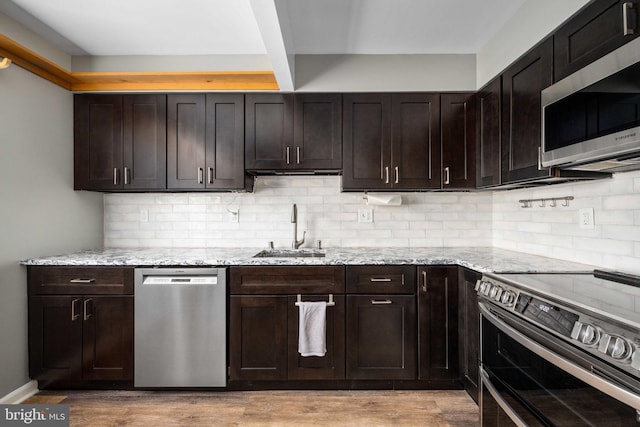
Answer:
[0, 34, 279, 91]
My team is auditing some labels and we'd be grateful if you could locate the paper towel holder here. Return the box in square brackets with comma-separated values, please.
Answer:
[363, 192, 402, 206]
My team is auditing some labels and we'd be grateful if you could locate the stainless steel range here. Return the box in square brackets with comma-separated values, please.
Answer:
[477, 270, 640, 426]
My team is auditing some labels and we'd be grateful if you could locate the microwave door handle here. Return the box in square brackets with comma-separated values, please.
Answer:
[481, 369, 528, 427]
[479, 303, 640, 411]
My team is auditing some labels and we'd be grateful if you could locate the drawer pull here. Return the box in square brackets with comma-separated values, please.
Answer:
[70, 278, 95, 284]
[83, 299, 93, 321]
[623, 2, 636, 36]
[71, 298, 81, 321]
[371, 299, 393, 305]
[370, 277, 392, 282]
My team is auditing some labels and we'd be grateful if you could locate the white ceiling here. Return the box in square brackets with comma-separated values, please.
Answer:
[2, 0, 526, 56]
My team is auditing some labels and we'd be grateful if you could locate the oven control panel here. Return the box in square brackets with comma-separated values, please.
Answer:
[476, 278, 640, 377]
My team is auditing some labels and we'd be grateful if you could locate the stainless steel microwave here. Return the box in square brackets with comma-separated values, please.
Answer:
[542, 35, 640, 172]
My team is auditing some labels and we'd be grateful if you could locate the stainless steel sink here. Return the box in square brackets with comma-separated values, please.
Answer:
[253, 249, 326, 258]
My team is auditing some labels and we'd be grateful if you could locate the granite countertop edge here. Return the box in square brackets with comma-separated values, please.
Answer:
[20, 247, 596, 274]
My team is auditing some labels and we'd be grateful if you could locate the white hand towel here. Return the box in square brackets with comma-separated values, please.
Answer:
[297, 301, 327, 357]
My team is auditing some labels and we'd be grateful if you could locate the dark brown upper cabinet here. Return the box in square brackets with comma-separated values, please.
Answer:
[476, 77, 502, 188]
[167, 93, 247, 190]
[441, 93, 476, 189]
[342, 93, 441, 190]
[501, 37, 554, 184]
[554, 0, 640, 82]
[293, 93, 342, 170]
[245, 93, 341, 172]
[74, 94, 166, 191]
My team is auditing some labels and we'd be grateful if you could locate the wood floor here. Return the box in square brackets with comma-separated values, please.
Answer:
[25, 389, 479, 426]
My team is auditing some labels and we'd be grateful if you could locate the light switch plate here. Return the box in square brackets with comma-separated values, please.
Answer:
[358, 208, 373, 223]
[579, 208, 594, 229]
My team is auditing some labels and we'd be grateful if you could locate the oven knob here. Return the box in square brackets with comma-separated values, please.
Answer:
[500, 290, 516, 306]
[611, 337, 633, 361]
[480, 281, 492, 296]
[598, 334, 633, 361]
[571, 322, 601, 346]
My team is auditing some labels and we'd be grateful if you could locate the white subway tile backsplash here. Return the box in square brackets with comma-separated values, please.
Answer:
[104, 172, 640, 273]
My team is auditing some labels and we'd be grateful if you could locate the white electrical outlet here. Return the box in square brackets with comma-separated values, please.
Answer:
[228, 210, 239, 223]
[358, 208, 373, 223]
[579, 208, 594, 229]
[139, 209, 148, 222]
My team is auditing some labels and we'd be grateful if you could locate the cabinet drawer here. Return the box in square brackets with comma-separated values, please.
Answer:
[230, 266, 345, 294]
[28, 266, 134, 295]
[346, 266, 415, 294]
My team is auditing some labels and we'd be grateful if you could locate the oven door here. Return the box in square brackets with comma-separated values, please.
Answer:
[480, 301, 640, 426]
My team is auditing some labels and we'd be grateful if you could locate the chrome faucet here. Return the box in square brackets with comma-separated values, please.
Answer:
[291, 204, 306, 249]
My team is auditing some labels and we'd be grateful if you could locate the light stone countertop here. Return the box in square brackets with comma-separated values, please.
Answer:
[21, 247, 595, 274]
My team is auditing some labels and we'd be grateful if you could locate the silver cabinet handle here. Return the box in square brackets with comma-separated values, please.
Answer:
[384, 166, 390, 184]
[113, 168, 118, 185]
[286, 147, 291, 165]
[207, 167, 214, 184]
[371, 299, 393, 305]
[83, 298, 92, 321]
[623, 2, 636, 35]
[296, 146, 301, 164]
[370, 277, 392, 282]
[70, 278, 95, 284]
[124, 167, 129, 185]
[422, 271, 427, 293]
[537, 146, 544, 170]
[444, 167, 450, 185]
[197, 167, 204, 184]
[71, 298, 81, 321]
[394, 166, 399, 184]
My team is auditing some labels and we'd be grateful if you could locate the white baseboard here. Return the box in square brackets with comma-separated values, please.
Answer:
[0, 380, 39, 404]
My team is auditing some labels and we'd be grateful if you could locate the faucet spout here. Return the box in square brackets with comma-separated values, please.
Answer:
[291, 204, 305, 249]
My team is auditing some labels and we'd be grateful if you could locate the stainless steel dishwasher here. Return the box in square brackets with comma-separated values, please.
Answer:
[134, 267, 227, 387]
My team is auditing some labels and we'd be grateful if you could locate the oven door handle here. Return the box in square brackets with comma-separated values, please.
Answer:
[480, 368, 528, 427]
[480, 302, 640, 411]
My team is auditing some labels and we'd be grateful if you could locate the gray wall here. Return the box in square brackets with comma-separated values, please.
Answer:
[0, 65, 103, 398]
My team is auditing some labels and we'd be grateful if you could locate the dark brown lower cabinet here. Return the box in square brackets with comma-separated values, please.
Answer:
[29, 295, 133, 387]
[418, 266, 459, 382]
[228, 294, 346, 381]
[459, 268, 481, 402]
[229, 295, 288, 381]
[346, 295, 417, 380]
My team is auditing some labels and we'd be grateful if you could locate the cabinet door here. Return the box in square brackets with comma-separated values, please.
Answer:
[122, 95, 166, 190]
[74, 94, 123, 190]
[287, 295, 345, 380]
[205, 94, 246, 189]
[82, 296, 134, 381]
[229, 296, 288, 381]
[245, 94, 294, 170]
[501, 38, 553, 184]
[458, 268, 481, 403]
[554, 0, 639, 82]
[477, 78, 502, 188]
[441, 93, 476, 189]
[167, 94, 206, 189]
[29, 296, 83, 384]
[391, 93, 441, 189]
[346, 295, 416, 380]
[293, 93, 342, 170]
[418, 266, 459, 381]
[342, 93, 392, 190]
